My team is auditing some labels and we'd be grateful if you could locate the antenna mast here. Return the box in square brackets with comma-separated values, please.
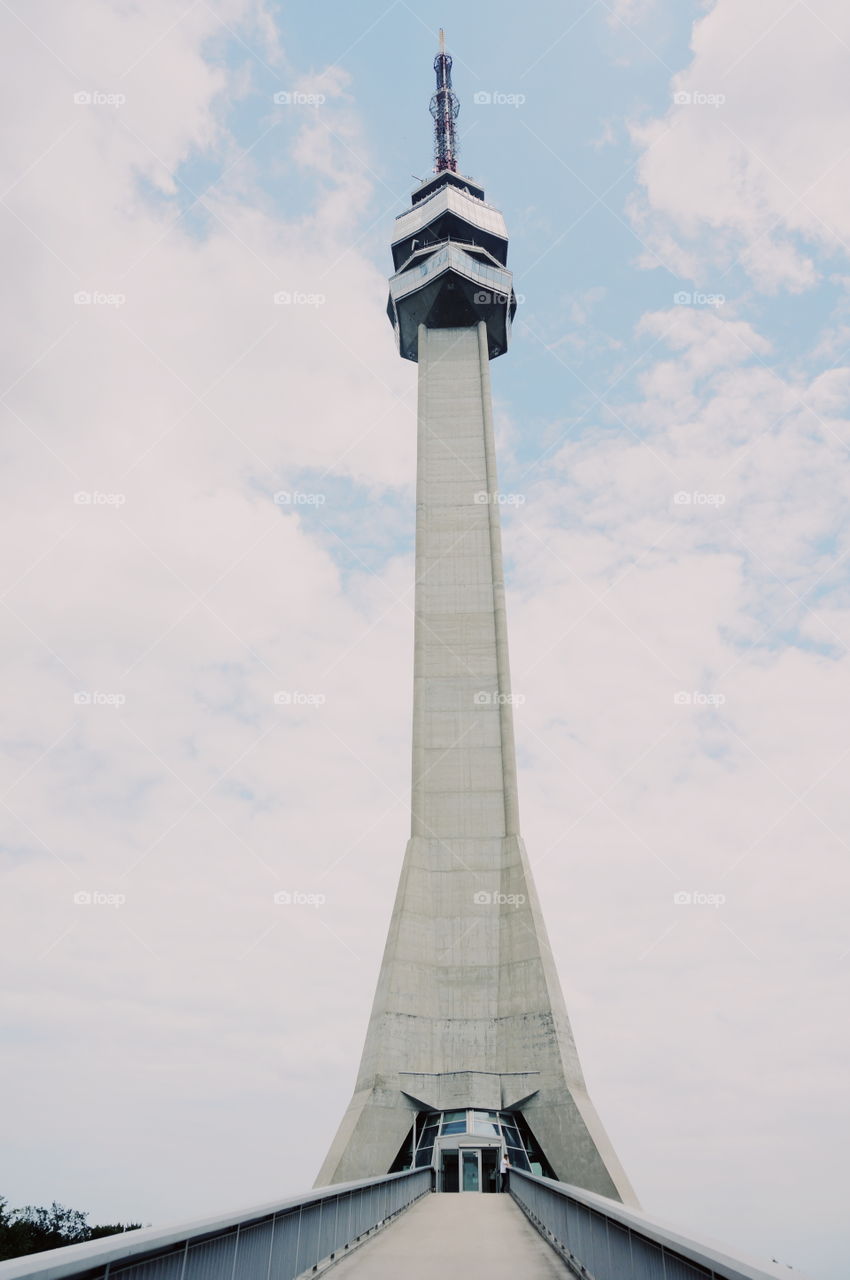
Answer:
[429, 28, 459, 173]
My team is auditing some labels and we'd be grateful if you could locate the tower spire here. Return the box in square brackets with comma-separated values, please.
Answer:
[430, 28, 459, 173]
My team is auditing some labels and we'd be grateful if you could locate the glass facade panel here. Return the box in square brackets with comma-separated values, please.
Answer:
[461, 1150, 480, 1191]
[392, 185, 508, 245]
[472, 1120, 500, 1136]
[390, 243, 512, 303]
[400, 1108, 551, 1181]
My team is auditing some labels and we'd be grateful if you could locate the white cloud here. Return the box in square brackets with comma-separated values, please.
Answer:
[630, 0, 850, 289]
[1, 7, 848, 1279]
[0, 0, 417, 1226]
[606, 0, 658, 26]
[500, 303, 850, 1273]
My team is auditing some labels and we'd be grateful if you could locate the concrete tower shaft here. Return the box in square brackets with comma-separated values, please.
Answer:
[317, 38, 635, 1207]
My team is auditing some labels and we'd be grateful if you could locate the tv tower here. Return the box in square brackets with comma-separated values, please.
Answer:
[317, 33, 635, 1204]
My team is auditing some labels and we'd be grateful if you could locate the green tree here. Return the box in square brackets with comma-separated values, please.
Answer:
[0, 1197, 141, 1261]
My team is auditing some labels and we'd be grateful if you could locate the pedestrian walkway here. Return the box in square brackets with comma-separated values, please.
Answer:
[327, 1192, 568, 1278]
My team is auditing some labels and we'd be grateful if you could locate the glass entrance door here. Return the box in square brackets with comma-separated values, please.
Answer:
[441, 1150, 459, 1192]
[461, 1149, 480, 1191]
[481, 1147, 499, 1193]
[441, 1146, 501, 1192]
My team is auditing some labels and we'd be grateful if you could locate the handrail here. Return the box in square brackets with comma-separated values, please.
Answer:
[0, 1168, 432, 1280]
[509, 1169, 794, 1280]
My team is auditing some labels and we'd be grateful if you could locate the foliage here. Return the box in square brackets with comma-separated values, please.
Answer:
[0, 1197, 142, 1262]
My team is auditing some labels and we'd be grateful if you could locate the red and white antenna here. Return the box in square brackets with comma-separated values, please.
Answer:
[429, 28, 459, 173]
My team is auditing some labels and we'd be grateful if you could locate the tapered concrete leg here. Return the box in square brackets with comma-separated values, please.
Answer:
[317, 327, 635, 1205]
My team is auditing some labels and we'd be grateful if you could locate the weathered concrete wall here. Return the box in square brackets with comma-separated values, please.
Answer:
[317, 326, 635, 1205]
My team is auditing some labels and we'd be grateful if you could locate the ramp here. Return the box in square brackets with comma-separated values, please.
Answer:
[328, 1193, 568, 1278]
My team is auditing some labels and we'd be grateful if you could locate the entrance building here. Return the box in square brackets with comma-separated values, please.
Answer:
[388, 1109, 554, 1193]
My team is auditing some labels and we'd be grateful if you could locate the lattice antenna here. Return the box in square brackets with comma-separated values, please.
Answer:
[429, 28, 459, 173]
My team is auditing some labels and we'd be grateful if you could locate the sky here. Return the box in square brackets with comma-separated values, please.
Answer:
[1, 1, 849, 1276]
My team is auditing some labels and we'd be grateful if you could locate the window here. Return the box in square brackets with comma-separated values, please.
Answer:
[472, 1118, 500, 1136]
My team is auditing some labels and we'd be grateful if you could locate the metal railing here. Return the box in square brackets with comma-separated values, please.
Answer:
[509, 1169, 792, 1280]
[0, 1168, 432, 1280]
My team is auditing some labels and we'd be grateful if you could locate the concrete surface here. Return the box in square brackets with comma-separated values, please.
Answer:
[328, 1193, 569, 1278]
[317, 324, 635, 1203]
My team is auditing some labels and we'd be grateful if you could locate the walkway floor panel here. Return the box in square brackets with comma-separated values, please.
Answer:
[328, 1193, 568, 1278]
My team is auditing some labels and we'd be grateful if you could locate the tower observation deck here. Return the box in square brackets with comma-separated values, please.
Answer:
[318, 34, 634, 1204]
[387, 32, 517, 361]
